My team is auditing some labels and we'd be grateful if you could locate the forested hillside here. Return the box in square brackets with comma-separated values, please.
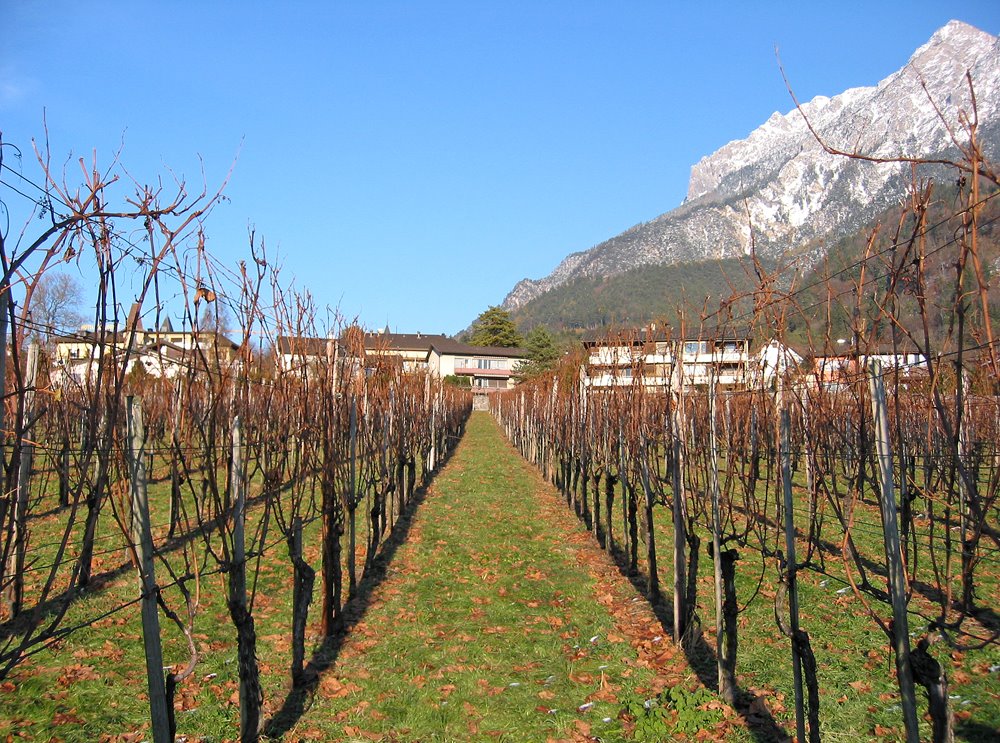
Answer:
[510, 256, 771, 334]
[782, 184, 1000, 349]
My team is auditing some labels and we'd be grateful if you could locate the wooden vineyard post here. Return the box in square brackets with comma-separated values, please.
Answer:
[228, 417, 263, 741]
[427, 390, 437, 473]
[639, 437, 660, 605]
[387, 390, 396, 532]
[348, 395, 358, 599]
[867, 360, 920, 743]
[547, 382, 558, 483]
[78, 408, 108, 590]
[288, 516, 314, 685]
[616, 425, 628, 564]
[0, 290, 8, 501]
[598, 396, 611, 551]
[779, 406, 806, 743]
[578, 366, 592, 529]
[231, 417, 247, 604]
[321, 463, 344, 637]
[6, 342, 39, 616]
[321, 328, 341, 636]
[957, 370, 974, 613]
[592, 398, 602, 546]
[570, 384, 579, 518]
[127, 397, 171, 743]
[604, 440, 616, 556]
[708, 378, 736, 704]
[168, 379, 183, 538]
[670, 350, 688, 644]
[799, 385, 814, 497]
[58, 432, 70, 508]
[776, 394, 826, 742]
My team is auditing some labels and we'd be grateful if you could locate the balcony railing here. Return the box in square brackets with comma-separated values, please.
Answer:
[454, 366, 510, 377]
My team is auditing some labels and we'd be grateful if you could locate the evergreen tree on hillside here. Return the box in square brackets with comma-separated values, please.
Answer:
[514, 325, 561, 380]
[468, 306, 524, 347]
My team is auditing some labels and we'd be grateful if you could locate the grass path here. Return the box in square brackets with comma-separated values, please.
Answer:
[282, 411, 735, 742]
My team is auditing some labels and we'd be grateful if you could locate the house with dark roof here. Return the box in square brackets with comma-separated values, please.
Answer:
[52, 303, 240, 384]
[274, 330, 526, 390]
[276, 330, 443, 376]
[428, 338, 526, 391]
[362, 331, 449, 372]
[275, 334, 336, 375]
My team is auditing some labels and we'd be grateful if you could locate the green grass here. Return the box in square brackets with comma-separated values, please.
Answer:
[3, 413, 998, 741]
[278, 411, 657, 740]
[589, 447, 1000, 742]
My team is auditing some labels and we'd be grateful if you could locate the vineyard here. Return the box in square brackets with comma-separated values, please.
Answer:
[1, 93, 999, 741]
[0, 139, 476, 741]
[492, 150, 1000, 740]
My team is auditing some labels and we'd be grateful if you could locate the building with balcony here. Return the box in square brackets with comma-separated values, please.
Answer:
[811, 340, 928, 390]
[427, 339, 526, 391]
[582, 326, 751, 389]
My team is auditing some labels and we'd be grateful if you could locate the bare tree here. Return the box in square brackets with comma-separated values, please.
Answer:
[24, 270, 84, 344]
[197, 298, 233, 335]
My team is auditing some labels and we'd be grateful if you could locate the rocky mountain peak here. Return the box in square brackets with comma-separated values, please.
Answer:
[501, 21, 999, 313]
[924, 18, 991, 52]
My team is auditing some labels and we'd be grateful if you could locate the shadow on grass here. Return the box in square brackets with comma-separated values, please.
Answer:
[956, 718, 1000, 742]
[604, 545, 793, 743]
[526, 467, 791, 741]
[729, 496, 1000, 637]
[264, 441, 458, 738]
[0, 477, 295, 647]
[747, 501, 1000, 637]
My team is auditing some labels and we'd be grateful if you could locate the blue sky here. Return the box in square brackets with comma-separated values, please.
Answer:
[2, 1, 998, 336]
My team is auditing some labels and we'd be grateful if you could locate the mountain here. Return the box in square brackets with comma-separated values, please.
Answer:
[508, 255, 771, 332]
[502, 20, 1000, 319]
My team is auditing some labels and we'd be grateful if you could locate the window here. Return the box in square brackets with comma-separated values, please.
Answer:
[474, 377, 507, 388]
[474, 357, 510, 370]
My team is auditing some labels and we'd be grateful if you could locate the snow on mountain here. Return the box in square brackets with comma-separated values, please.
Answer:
[503, 20, 1000, 311]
